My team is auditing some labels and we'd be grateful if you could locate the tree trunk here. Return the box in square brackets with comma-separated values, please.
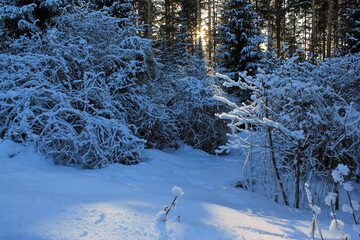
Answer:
[165, 0, 170, 40]
[304, 8, 307, 53]
[268, 128, 289, 206]
[275, 0, 283, 57]
[208, 0, 212, 61]
[212, 0, 217, 63]
[311, 0, 316, 61]
[265, 97, 289, 206]
[197, 0, 202, 46]
[333, 0, 339, 52]
[326, 0, 333, 57]
[145, 0, 152, 38]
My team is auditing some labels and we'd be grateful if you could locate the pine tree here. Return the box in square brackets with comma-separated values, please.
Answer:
[216, 0, 263, 75]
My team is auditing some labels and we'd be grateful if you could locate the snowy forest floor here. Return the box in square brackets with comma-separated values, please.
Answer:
[0, 139, 358, 240]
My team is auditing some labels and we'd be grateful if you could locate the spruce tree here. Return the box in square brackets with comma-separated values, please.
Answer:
[344, 0, 360, 53]
[0, 0, 68, 39]
[217, 0, 263, 75]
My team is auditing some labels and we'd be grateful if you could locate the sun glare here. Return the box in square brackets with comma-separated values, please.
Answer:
[198, 30, 206, 40]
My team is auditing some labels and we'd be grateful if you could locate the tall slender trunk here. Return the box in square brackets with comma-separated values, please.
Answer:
[265, 97, 289, 206]
[145, 0, 152, 38]
[197, 0, 202, 46]
[165, 0, 170, 41]
[268, 128, 289, 206]
[304, 9, 307, 53]
[291, 10, 296, 55]
[333, 0, 339, 52]
[208, 0, 212, 61]
[327, 0, 334, 57]
[275, 0, 283, 57]
[212, 0, 217, 63]
[311, 0, 316, 62]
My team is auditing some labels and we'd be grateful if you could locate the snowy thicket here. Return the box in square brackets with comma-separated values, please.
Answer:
[162, 56, 228, 153]
[153, 33, 228, 153]
[0, 0, 228, 168]
[0, 4, 156, 168]
[216, 53, 360, 207]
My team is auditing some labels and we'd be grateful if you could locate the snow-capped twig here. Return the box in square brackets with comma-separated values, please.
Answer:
[157, 186, 184, 223]
[305, 182, 324, 240]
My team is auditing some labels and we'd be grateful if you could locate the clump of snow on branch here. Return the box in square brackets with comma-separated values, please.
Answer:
[325, 192, 337, 206]
[332, 164, 350, 183]
[157, 186, 184, 223]
[172, 186, 184, 197]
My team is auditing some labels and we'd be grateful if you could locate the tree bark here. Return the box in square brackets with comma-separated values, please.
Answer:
[265, 97, 289, 206]
[311, 0, 316, 62]
[327, 0, 334, 57]
[275, 0, 283, 57]
[268, 128, 289, 206]
[208, 0, 212, 61]
[145, 0, 152, 38]
[197, 0, 202, 46]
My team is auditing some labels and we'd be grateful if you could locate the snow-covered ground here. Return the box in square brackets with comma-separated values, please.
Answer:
[0, 139, 358, 240]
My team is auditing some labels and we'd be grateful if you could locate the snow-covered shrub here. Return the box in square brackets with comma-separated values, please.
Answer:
[164, 54, 228, 153]
[0, 5, 154, 168]
[216, 53, 360, 207]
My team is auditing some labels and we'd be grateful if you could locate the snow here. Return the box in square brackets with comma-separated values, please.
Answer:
[172, 186, 184, 197]
[352, 201, 360, 211]
[342, 204, 353, 214]
[325, 192, 337, 206]
[329, 219, 346, 239]
[312, 206, 321, 215]
[0, 139, 359, 240]
[342, 182, 354, 192]
[329, 219, 345, 232]
[332, 164, 350, 183]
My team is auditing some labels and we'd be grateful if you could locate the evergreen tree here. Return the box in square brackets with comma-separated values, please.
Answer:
[216, 0, 263, 75]
[0, 0, 68, 40]
[343, 0, 360, 53]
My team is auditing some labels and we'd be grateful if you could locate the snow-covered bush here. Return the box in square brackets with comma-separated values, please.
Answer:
[0, 5, 155, 168]
[216, 53, 360, 207]
[159, 54, 229, 153]
[147, 39, 228, 153]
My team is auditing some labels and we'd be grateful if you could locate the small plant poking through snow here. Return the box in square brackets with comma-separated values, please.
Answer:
[325, 191, 348, 239]
[326, 164, 359, 239]
[332, 164, 359, 225]
[157, 186, 184, 223]
[305, 182, 324, 240]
